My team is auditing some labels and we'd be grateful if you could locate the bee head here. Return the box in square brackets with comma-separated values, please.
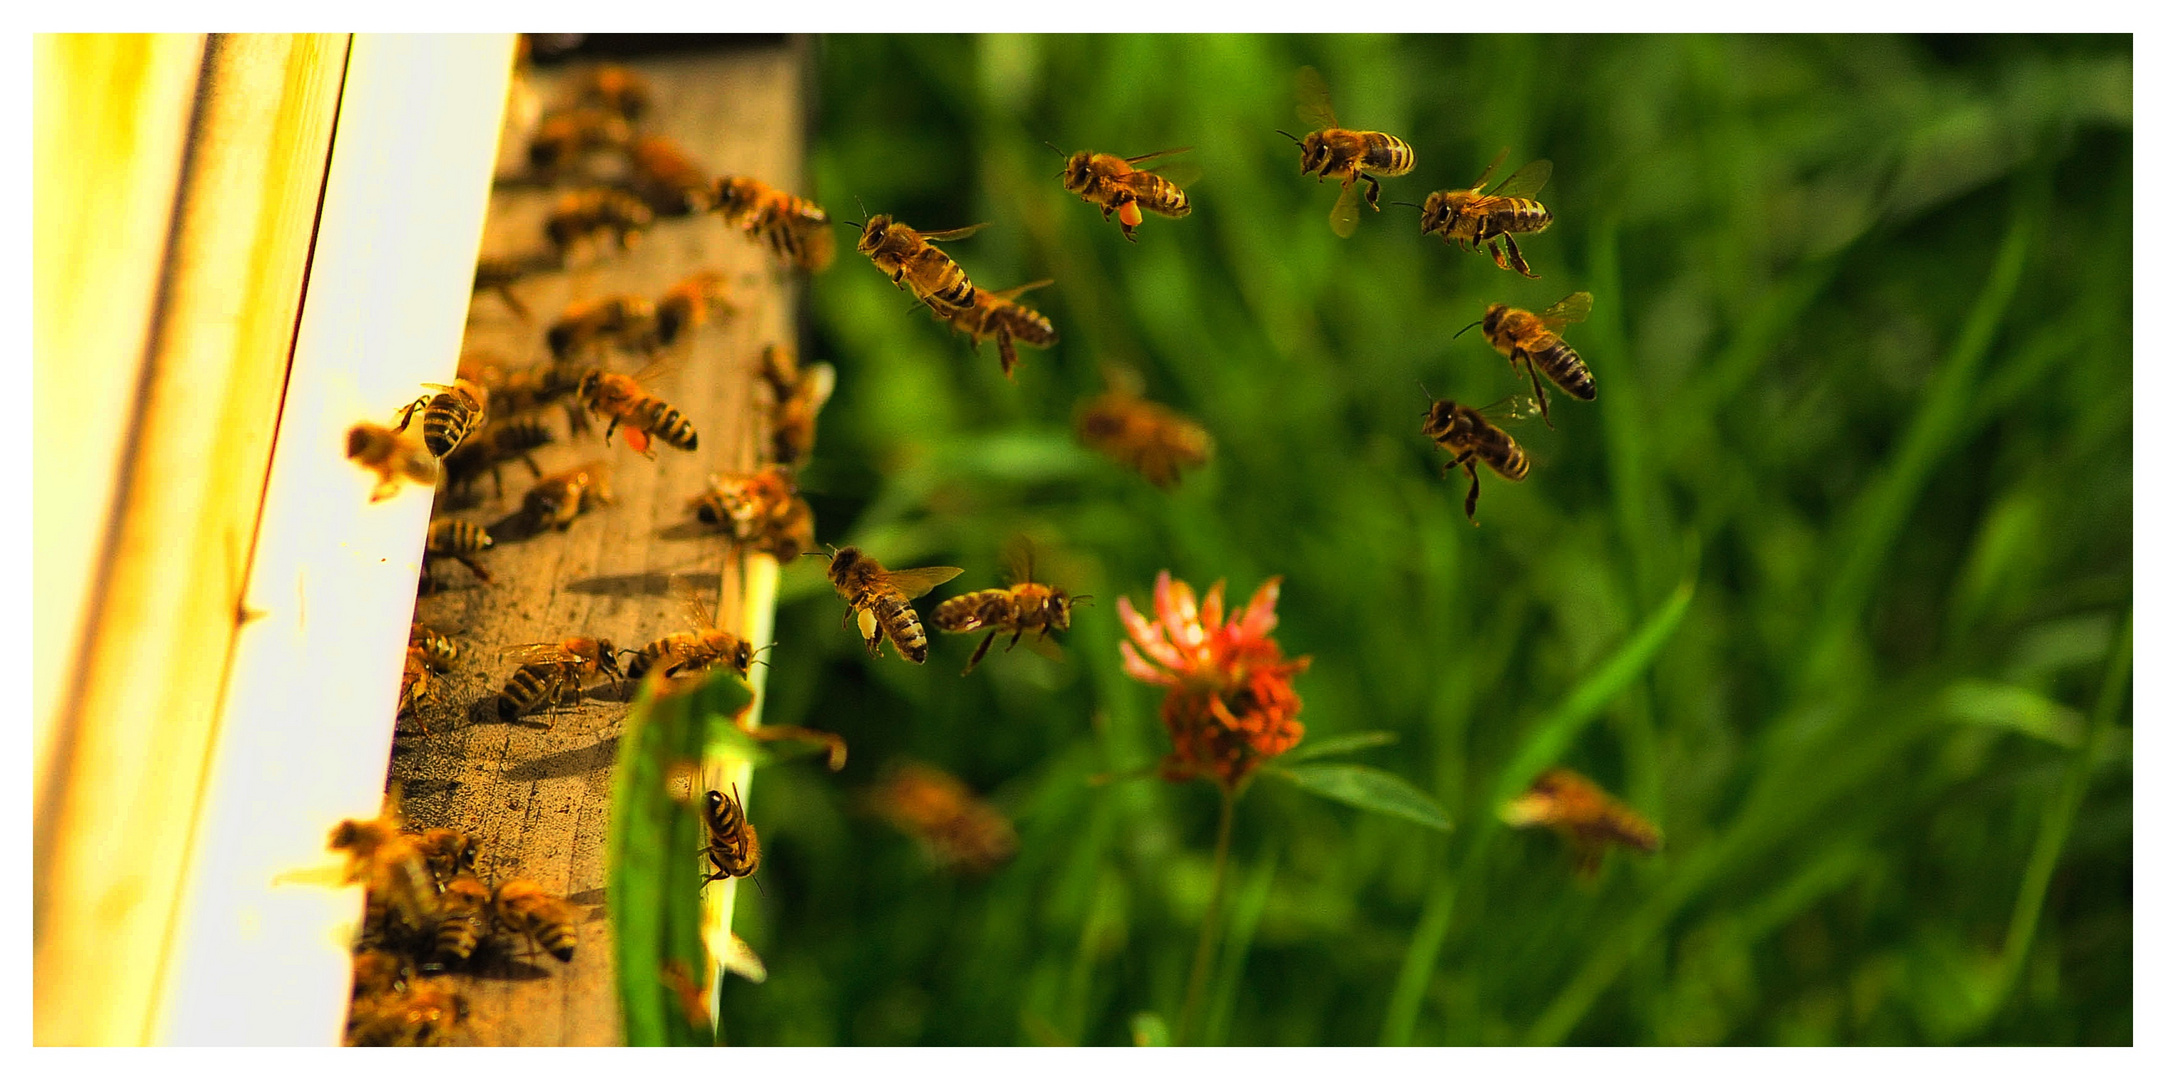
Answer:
[1420, 399, 1462, 441]
[823, 544, 860, 583]
[593, 639, 624, 681]
[1044, 591, 1077, 631]
[1416, 191, 1453, 235]
[1059, 151, 1095, 194]
[1279, 130, 1326, 176]
[711, 175, 751, 215]
[730, 638, 755, 674]
[575, 369, 602, 400]
[852, 213, 890, 254]
[344, 424, 378, 460]
[1480, 303, 1510, 340]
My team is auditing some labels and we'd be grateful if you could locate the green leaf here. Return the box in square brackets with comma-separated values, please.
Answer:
[1129, 1011, 1170, 1047]
[1941, 679, 2084, 748]
[1268, 762, 1452, 832]
[1276, 730, 1399, 764]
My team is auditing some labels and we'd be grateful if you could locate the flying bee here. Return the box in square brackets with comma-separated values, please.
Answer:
[1414, 148, 1555, 278]
[346, 422, 440, 503]
[628, 134, 713, 215]
[1075, 373, 1213, 488]
[1421, 397, 1530, 525]
[429, 873, 491, 967]
[578, 363, 698, 456]
[870, 761, 1018, 874]
[328, 803, 439, 931]
[626, 583, 757, 682]
[701, 784, 761, 884]
[441, 414, 556, 499]
[938, 280, 1058, 379]
[423, 518, 495, 586]
[345, 976, 467, 1047]
[646, 270, 738, 353]
[1500, 767, 1663, 878]
[820, 546, 965, 665]
[1461, 291, 1596, 428]
[932, 543, 1086, 675]
[523, 459, 614, 531]
[850, 213, 986, 311]
[689, 465, 816, 563]
[491, 878, 579, 963]
[1280, 65, 1417, 238]
[408, 623, 458, 673]
[759, 343, 836, 466]
[496, 636, 623, 724]
[545, 187, 654, 258]
[412, 827, 478, 885]
[712, 175, 836, 271]
[571, 63, 651, 123]
[547, 294, 658, 365]
[527, 106, 633, 174]
[1056, 146, 1195, 242]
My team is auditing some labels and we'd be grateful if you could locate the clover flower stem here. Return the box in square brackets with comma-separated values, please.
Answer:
[1177, 782, 1239, 1046]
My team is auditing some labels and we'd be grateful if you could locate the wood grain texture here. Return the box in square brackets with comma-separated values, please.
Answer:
[34, 33, 349, 1046]
[388, 41, 810, 1047]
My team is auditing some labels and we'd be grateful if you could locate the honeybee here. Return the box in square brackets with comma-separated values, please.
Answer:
[492, 878, 579, 962]
[1416, 148, 1555, 278]
[647, 270, 738, 353]
[523, 459, 614, 531]
[939, 280, 1058, 379]
[689, 465, 816, 563]
[932, 544, 1086, 675]
[412, 826, 479, 884]
[578, 365, 698, 456]
[628, 134, 713, 215]
[496, 636, 623, 724]
[1422, 397, 1530, 524]
[394, 378, 488, 460]
[712, 175, 835, 271]
[429, 873, 491, 967]
[423, 518, 495, 585]
[346, 422, 440, 503]
[471, 253, 555, 320]
[851, 213, 986, 311]
[821, 546, 965, 665]
[465, 355, 589, 437]
[545, 187, 654, 258]
[345, 976, 467, 1046]
[396, 646, 437, 733]
[1074, 374, 1213, 488]
[547, 294, 658, 364]
[625, 584, 756, 682]
[527, 106, 633, 174]
[1500, 767, 1663, 878]
[572, 63, 651, 123]
[1464, 291, 1595, 428]
[1280, 66, 1417, 238]
[1057, 146, 1195, 242]
[701, 784, 761, 884]
[758, 343, 836, 466]
[350, 947, 412, 1000]
[441, 414, 556, 499]
[409, 623, 459, 673]
[870, 761, 1018, 874]
[328, 805, 439, 931]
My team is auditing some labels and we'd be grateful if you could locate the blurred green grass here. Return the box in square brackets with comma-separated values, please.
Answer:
[719, 33, 2130, 1046]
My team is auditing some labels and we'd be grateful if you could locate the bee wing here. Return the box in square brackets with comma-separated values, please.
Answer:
[628, 353, 681, 387]
[918, 222, 990, 242]
[1329, 183, 1363, 239]
[1489, 158, 1553, 200]
[886, 566, 966, 600]
[1293, 65, 1338, 130]
[992, 280, 1055, 302]
[1123, 146, 1191, 166]
[999, 535, 1038, 586]
[672, 577, 718, 630]
[1144, 157, 1204, 189]
[501, 642, 579, 664]
[1467, 147, 1511, 193]
[1538, 291, 1594, 329]
[1018, 633, 1066, 663]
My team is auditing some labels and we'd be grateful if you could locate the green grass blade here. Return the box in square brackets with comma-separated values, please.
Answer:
[1276, 730, 1400, 764]
[1267, 762, 1452, 832]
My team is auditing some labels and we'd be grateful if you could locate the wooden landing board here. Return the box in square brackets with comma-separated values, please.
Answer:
[387, 41, 808, 1047]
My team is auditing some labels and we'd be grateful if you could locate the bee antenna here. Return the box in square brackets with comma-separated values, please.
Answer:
[1071, 594, 1095, 608]
[1417, 379, 1438, 403]
[1452, 319, 1483, 340]
[1275, 130, 1303, 144]
[1391, 200, 1424, 210]
[1043, 140, 1068, 157]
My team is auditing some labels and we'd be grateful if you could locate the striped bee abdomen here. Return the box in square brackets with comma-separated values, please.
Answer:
[427, 518, 493, 555]
[874, 593, 931, 662]
[633, 399, 698, 451]
[497, 662, 572, 721]
[432, 875, 490, 964]
[1530, 341, 1597, 401]
[1361, 135, 1417, 176]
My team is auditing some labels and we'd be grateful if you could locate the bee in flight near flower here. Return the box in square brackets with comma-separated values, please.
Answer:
[1500, 767, 1662, 878]
[933, 540, 1087, 675]
[1279, 65, 1416, 238]
[819, 545, 964, 665]
[1412, 147, 1555, 278]
[1075, 368, 1213, 488]
[1055, 144, 1196, 242]
[869, 761, 1018, 874]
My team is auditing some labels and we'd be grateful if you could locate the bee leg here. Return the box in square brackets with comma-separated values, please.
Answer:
[1518, 354, 1555, 429]
[1461, 462, 1483, 525]
[394, 397, 429, 432]
[1502, 233, 1537, 278]
[1361, 173, 1384, 211]
[602, 416, 620, 445]
[454, 555, 494, 584]
[963, 632, 995, 676]
[997, 330, 1019, 379]
[1004, 627, 1025, 654]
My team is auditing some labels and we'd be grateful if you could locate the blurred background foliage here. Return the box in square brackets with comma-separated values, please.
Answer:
[713, 34, 2129, 1045]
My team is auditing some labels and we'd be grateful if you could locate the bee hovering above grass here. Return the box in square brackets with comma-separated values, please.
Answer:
[1054, 144, 1196, 242]
[850, 212, 987, 311]
[1458, 291, 1596, 429]
[819, 545, 965, 665]
[1420, 395, 1532, 525]
[1280, 65, 1416, 238]
[1500, 767, 1663, 879]
[938, 280, 1058, 379]
[1411, 147, 1556, 278]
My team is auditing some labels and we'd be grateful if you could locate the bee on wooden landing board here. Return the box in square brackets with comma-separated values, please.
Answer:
[759, 343, 837, 467]
[428, 873, 491, 967]
[523, 459, 614, 531]
[527, 106, 633, 176]
[422, 518, 494, 586]
[491, 878, 580, 963]
[328, 801, 438, 932]
[1055, 145, 1196, 242]
[819, 545, 964, 665]
[1458, 291, 1596, 428]
[628, 133, 714, 216]
[1280, 66, 1417, 238]
[625, 581, 757, 682]
[545, 187, 655, 260]
[688, 465, 816, 563]
[495, 636, 624, 725]
[1413, 147, 1555, 279]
